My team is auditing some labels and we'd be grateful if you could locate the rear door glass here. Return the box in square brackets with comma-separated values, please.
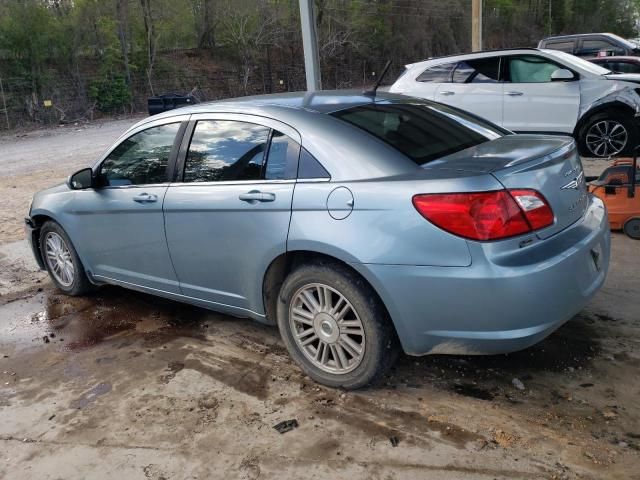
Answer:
[416, 62, 455, 82]
[452, 57, 501, 83]
[331, 103, 505, 165]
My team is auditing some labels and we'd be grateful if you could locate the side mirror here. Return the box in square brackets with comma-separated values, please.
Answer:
[67, 167, 94, 190]
[551, 68, 575, 81]
[604, 185, 617, 195]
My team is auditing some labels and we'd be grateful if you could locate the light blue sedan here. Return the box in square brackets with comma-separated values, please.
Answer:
[25, 92, 610, 389]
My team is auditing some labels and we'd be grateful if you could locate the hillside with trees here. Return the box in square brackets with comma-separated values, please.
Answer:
[0, 0, 639, 127]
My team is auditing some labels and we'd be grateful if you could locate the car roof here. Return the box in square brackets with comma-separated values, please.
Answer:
[140, 90, 407, 122]
[540, 32, 621, 41]
[118, 90, 427, 182]
[404, 48, 541, 68]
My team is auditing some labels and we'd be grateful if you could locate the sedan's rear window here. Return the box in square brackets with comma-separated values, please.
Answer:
[331, 103, 506, 165]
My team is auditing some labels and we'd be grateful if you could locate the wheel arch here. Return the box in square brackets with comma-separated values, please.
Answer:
[28, 212, 58, 268]
[574, 101, 637, 137]
[262, 250, 399, 341]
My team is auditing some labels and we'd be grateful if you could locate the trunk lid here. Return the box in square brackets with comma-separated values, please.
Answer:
[424, 134, 589, 239]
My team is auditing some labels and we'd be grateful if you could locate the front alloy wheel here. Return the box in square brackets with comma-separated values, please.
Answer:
[289, 283, 366, 374]
[585, 120, 628, 157]
[39, 220, 94, 296]
[44, 231, 75, 287]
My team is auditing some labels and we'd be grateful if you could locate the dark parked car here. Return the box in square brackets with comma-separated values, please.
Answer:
[589, 56, 640, 74]
[539, 33, 640, 58]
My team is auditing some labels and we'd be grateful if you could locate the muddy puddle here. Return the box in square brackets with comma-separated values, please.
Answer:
[0, 286, 213, 352]
[0, 285, 605, 401]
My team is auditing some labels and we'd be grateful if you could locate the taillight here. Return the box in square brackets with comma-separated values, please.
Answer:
[412, 189, 554, 241]
[509, 189, 554, 231]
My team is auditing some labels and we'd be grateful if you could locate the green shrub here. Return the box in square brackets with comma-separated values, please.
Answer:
[89, 75, 131, 112]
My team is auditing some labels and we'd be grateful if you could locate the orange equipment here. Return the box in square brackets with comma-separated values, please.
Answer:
[588, 149, 640, 239]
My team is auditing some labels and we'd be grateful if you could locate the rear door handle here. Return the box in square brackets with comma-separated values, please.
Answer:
[506, 91, 524, 96]
[239, 191, 276, 203]
[440, 91, 455, 96]
[132, 193, 158, 203]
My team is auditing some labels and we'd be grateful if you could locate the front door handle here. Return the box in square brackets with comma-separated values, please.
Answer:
[506, 91, 524, 96]
[440, 90, 455, 96]
[239, 191, 276, 203]
[133, 193, 158, 203]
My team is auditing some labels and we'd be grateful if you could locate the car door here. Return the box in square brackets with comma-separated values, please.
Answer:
[433, 56, 504, 126]
[71, 117, 187, 293]
[501, 54, 580, 133]
[163, 114, 300, 316]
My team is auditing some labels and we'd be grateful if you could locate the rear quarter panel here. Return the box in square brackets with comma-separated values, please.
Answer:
[288, 172, 505, 267]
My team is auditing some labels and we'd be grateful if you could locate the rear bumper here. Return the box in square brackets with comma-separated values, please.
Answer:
[25, 217, 45, 270]
[352, 195, 610, 355]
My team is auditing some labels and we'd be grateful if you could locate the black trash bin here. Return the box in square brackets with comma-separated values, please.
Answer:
[147, 93, 199, 116]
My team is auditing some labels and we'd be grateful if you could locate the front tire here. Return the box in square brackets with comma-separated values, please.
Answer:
[276, 260, 398, 389]
[578, 110, 638, 158]
[39, 221, 93, 296]
[624, 218, 640, 239]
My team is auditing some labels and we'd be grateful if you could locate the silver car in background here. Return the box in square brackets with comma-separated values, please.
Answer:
[26, 92, 610, 389]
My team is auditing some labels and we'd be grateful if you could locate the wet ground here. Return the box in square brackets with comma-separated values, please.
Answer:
[1, 120, 639, 479]
[0, 233, 638, 479]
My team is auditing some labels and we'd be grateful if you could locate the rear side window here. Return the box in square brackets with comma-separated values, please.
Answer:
[452, 58, 500, 83]
[458, 57, 500, 83]
[183, 121, 298, 182]
[416, 62, 455, 82]
[298, 148, 330, 179]
[331, 103, 505, 165]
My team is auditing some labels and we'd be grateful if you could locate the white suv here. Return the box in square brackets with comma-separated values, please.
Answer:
[389, 48, 640, 157]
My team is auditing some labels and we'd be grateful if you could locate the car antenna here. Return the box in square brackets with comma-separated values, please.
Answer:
[364, 60, 392, 98]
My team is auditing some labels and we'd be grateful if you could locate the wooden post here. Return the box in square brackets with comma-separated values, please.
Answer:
[472, 0, 483, 52]
[0, 77, 9, 130]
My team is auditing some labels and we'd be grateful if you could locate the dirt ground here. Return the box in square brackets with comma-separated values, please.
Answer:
[0, 120, 639, 479]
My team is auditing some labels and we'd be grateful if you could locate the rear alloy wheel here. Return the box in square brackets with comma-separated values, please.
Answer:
[277, 261, 397, 389]
[623, 218, 640, 239]
[289, 283, 366, 374]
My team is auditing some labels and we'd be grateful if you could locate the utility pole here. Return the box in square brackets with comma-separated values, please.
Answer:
[471, 0, 483, 52]
[299, 0, 322, 91]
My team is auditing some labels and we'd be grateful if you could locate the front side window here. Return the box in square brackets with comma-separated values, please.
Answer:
[581, 39, 624, 56]
[183, 120, 299, 182]
[332, 102, 506, 165]
[506, 55, 562, 83]
[99, 123, 180, 186]
[416, 62, 455, 83]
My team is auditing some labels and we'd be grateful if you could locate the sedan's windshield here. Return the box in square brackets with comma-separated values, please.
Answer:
[544, 49, 613, 75]
[331, 102, 507, 165]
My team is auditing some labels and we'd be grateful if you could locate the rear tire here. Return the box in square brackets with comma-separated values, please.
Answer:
[276, 260, 398, 389]
[623, 217, 640, 239]
[39, 221, 94, 296]
[577, 110, 638, 158]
